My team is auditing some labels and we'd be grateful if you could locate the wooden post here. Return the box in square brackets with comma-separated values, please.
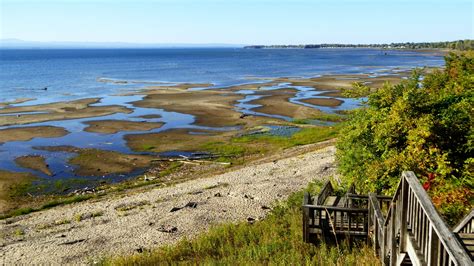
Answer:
[303, 192, 310, 243]
[390, 202, 397, 266]
[399, 178, 409, 255]
[427, 224, 440, 265]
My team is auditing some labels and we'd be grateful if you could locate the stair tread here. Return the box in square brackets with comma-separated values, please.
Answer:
[324, 196, 339, 206]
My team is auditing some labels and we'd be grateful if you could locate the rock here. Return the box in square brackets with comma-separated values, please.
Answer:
[214, 192, 222, 197]
[185, 202, 198, 208]
[247, 217, 256, 224]
[169, 207, 182, 212]
[158, 225, 178, 233]
[261, 205, 271, 210]
[59, 239, 86, 245]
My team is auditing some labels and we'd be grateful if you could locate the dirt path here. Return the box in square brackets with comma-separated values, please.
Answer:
[0, 144, 336, 265]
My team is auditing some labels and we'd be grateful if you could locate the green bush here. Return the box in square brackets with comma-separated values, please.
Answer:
[336, 52, 473, 224]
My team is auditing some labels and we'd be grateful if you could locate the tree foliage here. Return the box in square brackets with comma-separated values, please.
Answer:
[336, 52, 474, 223]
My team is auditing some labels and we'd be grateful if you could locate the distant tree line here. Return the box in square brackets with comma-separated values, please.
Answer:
[244, 40, 474, 50]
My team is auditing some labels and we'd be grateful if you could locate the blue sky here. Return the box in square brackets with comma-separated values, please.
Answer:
[0, 0, 472, 44]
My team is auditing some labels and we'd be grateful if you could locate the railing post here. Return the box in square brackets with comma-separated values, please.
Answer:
[390, 202, 397, 266]
[399, 177, 409, 253]
[303, 192, 310, 243]
[427, 224, 439, 265]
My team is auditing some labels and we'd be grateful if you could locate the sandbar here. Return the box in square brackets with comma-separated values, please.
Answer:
[0, 98, 132, 127]
[0, 126, 69, 143]
[132, 88, 247, 127]
[250, 94, 322, 119]
[15, 155, 52, 176]
[36, 146, 154, 176]
[0, 98, 36, 108]
[84, 120, 164, 134]
[126, 128, 233, 153]
[299, 97, 344, 107]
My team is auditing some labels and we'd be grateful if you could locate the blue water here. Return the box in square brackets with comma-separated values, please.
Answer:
[0, 48, 445, 194]
[0, 48, 444, 103]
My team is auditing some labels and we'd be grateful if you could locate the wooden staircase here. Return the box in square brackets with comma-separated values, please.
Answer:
[453, 209, 474, 259]
[302, 171, 473, 265]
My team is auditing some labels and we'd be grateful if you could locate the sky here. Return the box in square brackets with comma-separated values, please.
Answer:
[0, 0, 472, 45]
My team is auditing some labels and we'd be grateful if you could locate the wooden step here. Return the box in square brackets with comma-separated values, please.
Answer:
[457, 233, 474, 259]
[324, 196, 339, 206]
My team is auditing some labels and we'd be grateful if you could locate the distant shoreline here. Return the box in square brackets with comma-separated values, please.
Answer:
[244, 40, 471, 50]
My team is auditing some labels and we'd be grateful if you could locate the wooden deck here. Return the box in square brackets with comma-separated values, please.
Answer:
[302, 171, 473, 265]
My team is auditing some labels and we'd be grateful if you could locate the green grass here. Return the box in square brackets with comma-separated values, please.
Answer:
[293, 113, 347, 124]
[159, 162, 184, 177]
[0, 194, 94, 220]
[102, 180, 380, 265]
[13, 228, 24, 236]
[234, 125, 340, 148]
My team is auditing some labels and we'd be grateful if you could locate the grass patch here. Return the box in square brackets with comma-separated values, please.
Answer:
[204, 182, 229, 190]
[115, 200, 150, 212]
[159, 162, 183, 177]
[103, 180, 380, 265]
[14, 228, 24, 236]
[293, 113, 347, 124]
[234, 125, 340, 149]
[75, 211, 104, 222]
[0, 194, 94, 220]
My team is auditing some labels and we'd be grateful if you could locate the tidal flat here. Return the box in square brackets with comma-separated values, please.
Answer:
[0, 69, 413, 215]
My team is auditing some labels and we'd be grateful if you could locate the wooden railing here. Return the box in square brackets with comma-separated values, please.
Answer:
[367, 171, 472, 265]
[453, 209, 473, 234]
[315, 180, 334, 205]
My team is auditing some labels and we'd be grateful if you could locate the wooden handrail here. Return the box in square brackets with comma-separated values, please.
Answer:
[367, 171, 472, 265]
[302, 205, 368, 212]
[368, 193, 386, 259]
[402, 171, 471, 265]
[453, 208, 473, 234]
[302, 171, 472, 265]
[369, 193, 386, 229]
[316, 181, 333, 205]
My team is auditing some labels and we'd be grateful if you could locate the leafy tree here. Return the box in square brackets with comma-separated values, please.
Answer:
[336, 52, 474, 224]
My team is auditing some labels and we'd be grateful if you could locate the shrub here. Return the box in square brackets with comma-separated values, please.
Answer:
[336, 52, 474, 223]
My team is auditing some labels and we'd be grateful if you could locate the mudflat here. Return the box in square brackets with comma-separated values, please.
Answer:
[250, 93, 322, 119]
[276, 74, 405, 90]
[300, 97, 344, 107]
[0, 98, 36, 108]
[0, 126, 69, 143]
[35, 146, 155, 176]
[14, 156, 52, 176]
[125, 128, 234, 153]
[0, 98, 132, 127]
[84, 120, 164, 134]
[131, 88, 246, 127]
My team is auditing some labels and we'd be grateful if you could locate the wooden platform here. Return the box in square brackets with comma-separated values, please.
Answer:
[302, 172, 473, 265]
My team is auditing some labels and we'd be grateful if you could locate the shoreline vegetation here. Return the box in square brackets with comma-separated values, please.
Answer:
[244, 39, 474, 50]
